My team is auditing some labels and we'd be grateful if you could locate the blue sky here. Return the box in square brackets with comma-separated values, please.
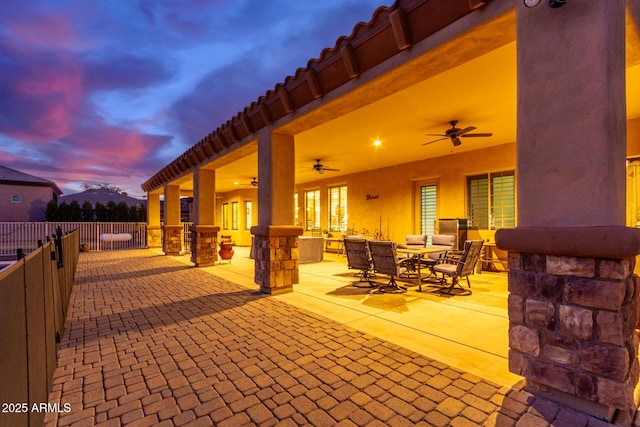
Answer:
[0, 0, 388, 197]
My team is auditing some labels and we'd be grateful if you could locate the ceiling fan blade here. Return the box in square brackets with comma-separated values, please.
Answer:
[461, 132, 493, 138]
[422, 137, 448, 146]
[455, 126, 476, 136]
[452, 137, 462, 146]
[323, 167, 340, 172]
[425, 133, 447, 137]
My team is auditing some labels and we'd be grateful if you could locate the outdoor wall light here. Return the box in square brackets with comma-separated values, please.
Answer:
[524, 0, 567, 7]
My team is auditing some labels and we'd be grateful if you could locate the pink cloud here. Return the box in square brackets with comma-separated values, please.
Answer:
[58, 121, 173, 177]
[5, 10, 91, 51]
[83, 128, 159, 164]
[0, 45, 83, 142]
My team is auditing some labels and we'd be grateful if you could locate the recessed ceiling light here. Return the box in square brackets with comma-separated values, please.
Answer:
[373, 139, 382, 147]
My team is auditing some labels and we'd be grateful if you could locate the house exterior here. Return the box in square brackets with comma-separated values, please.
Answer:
[0, 165, 62, 221]
[141, 1, 640, 423]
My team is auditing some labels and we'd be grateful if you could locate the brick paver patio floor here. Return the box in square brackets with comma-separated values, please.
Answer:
[43, 250, 624, 426]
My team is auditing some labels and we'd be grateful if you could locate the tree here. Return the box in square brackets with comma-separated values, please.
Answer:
[68, 200, 82, 221]
[129, 205, 140, 222]
[82, 201, 94, 221]
[46, 200, 59, 221]
[115, 202, 129, 221]
[95, 202, 107, 222]
[58, 202, 70, 221]
[105, 201, 118, 221]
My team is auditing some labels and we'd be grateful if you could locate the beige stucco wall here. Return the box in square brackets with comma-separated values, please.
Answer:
[0, 185, 55, 221]
[296, 142, 516, 243]
[215, 142, 517, 250]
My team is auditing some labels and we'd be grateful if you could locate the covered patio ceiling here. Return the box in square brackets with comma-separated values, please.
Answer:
[162, 4, 640, 195]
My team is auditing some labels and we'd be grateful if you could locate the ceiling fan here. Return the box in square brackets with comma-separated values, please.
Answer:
[237, 177, 258, 187]
[312, 159, 340, 174]
[423, 120, 493, 147]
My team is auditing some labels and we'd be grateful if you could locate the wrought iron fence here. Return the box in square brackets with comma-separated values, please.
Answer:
[0, 222, 198, 257]
[182, 222, 193, 254]
[0, 222, 147, 257]
[0, 222, 195, 258]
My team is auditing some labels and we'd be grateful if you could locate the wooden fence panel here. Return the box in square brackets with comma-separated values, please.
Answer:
[0, 229, 79, 427]
[0, 262, 28, 427]
[48, 243, 65, 340]
[24, 251, 47, 427]
[57, 236, 70, 309]
[40, 242, 57, 392]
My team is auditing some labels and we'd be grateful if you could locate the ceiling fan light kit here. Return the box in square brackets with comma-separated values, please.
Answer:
[312, 159, 340, 174]
[423, 120, 493, 147]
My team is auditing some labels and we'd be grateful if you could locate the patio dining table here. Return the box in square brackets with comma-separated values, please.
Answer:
[397, 246, 448, 291]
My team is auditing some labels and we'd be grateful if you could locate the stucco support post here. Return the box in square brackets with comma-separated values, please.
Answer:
[163, 183, 182, 256]
[251, 130, 303, 294]
[497, 2, 640, 423]
[190, 168, 220, 267]
[146, 192, 162, 248]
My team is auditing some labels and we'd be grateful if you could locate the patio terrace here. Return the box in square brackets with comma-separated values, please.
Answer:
[41, 248, 628, 426]
[182, 246, 517, 388]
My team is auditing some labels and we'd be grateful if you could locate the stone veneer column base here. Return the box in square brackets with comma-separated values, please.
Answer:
[497, 227, 640, 425]
[147, 225, 162, 248]
[190, 225, 220, 267]
[163, 225, 183, 256]
[250, 225, 303, 295]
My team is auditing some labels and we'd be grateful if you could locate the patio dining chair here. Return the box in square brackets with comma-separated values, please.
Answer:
[421, 234, 456, 281]
[433, 240, 484, 295]
[367, 240, 411, 293]
[343, 237, 376, 287]
[399, 234, 427, 278]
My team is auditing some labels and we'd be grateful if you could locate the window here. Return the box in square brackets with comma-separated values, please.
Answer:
[328, 185, 347, 232]
[244, 201, 252, 230]
[628, 159, 640, 227]
[468, 170, 515, 229]
[468, 175, 489, 228]
[11, 195, 21, 203]
[222, 203, 229, 230]
[304, 190, 320, 231]
[419, 184, 437, 244]
[231, 202, 238, 230]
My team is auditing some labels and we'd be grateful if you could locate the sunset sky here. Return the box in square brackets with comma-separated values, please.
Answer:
[0, 0, 387, 197]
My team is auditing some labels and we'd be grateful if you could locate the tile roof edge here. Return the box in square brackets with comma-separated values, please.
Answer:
[141, 0, 491, 193]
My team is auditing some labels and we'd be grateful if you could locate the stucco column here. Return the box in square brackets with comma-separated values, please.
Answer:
[496, 2, 640, 423]
[251, 130, 303, 294]
[146, 192, 162, 248]
[190, 168, 220, 267]
[163, 184, 182, 256]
